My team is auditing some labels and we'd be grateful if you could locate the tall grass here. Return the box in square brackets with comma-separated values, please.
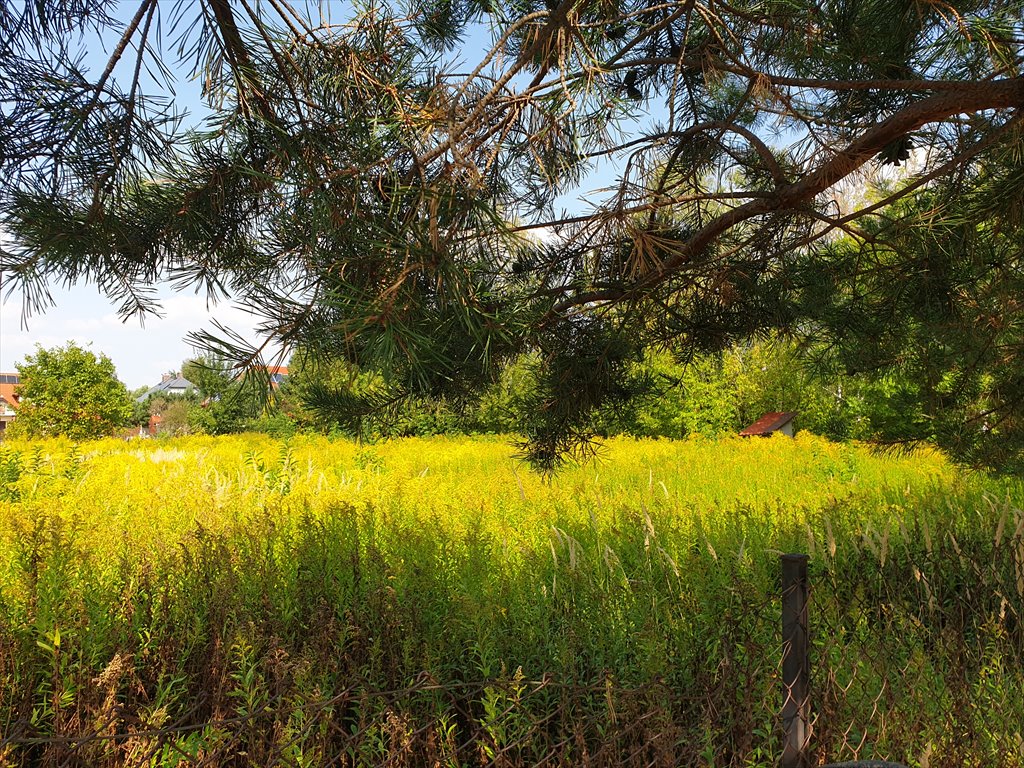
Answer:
[0, 433, 1021, 766]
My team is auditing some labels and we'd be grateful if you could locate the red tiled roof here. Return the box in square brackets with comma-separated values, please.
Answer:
[230, 365, 289, 389]
[0, 380, 19, 411]
[739, 411, 796, 436]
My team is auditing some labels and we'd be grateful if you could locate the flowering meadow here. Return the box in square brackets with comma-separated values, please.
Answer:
[1, 433, 1021, 766]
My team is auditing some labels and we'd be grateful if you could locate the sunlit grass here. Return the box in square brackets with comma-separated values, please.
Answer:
[0, 433, 1021, 766]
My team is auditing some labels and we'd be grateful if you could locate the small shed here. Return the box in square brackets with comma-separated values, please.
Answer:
[739, 411, 797, 437]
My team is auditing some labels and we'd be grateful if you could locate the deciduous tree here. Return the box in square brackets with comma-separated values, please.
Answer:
[180, 356, 258, 434]
[9, 343, 133, 440]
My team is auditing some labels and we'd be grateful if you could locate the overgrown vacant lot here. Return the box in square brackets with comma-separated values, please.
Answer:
[1, 434, 1023, 767]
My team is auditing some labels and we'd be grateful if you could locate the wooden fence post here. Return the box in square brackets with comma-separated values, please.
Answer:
[781, 553, 810, 768]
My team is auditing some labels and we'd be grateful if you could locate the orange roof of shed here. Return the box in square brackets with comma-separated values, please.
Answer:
[739, 411, 796, 436]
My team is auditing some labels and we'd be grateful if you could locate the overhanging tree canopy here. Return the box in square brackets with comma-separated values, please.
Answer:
[2, 0, 1023, 466]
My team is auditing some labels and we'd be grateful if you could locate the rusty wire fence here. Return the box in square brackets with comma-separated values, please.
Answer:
[3, 545, 1023, 768]
[782, 527, 1024, 768]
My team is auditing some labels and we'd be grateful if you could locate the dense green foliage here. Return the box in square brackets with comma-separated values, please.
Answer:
[279, 338, 930, 446]
[180, 356, 261, 435]
[2, 2, 1022, 467]
[0, 434, 1021, 765]
[7, 343, 132, 440]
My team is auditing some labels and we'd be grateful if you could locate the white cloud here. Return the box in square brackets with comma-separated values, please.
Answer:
[0, 283, 269, 389]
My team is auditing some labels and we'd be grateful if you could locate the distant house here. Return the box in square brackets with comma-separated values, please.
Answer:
[266, 365, 289, 389]
[228, 365, 288, 390]
[233, 365, 289, 390]
[135, 372, 196, 403]
[0, 372, 19, 435]
[739, 411, 797, 437]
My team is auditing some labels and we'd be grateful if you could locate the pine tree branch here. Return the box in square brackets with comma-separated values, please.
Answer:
[551, 78, 1024, 314]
